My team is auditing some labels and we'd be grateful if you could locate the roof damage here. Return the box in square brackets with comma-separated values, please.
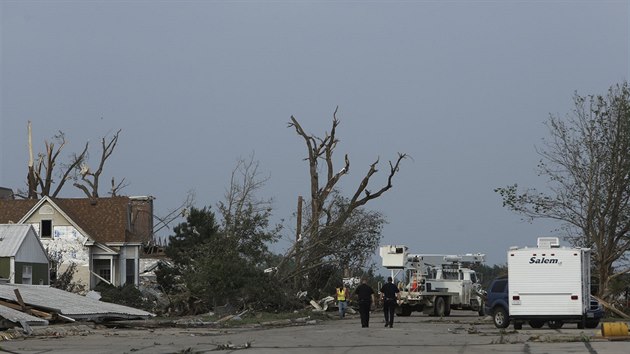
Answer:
[0, 284, 154, 330]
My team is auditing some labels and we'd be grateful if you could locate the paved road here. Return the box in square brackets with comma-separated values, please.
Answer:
[0, 311, 627, 353]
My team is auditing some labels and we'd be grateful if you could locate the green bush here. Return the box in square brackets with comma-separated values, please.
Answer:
[94, 283, 153, 311]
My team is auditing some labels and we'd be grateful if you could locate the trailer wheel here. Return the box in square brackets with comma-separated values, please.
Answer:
[528, 320, 545, 328]
[434, 297, 446, 317]
[492, 307, 509, 329]
[548, 320, 564, 329]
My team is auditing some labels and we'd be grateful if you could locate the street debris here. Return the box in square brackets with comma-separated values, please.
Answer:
[309, 296, 335, 312]
[212, 341, 252, 350]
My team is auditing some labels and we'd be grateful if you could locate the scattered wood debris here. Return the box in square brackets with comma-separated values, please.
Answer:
[0, 284, 154, 333]
[212, 341, 252, 350]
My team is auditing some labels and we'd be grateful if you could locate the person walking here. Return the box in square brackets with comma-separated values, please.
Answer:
[380, 276, 400, 328]
[335, 283, 349, 319]
[354, 277, 375, 328]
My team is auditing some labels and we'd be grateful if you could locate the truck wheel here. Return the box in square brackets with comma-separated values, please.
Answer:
[529, 320, 545, 328]
[434, 297, 446, 317]
[493, 307, 509, 329]
[548, 320, 564, 329]
[514, 322, 523, 330]
[585, 320, 599, 329]
[397, 305, 412, 317]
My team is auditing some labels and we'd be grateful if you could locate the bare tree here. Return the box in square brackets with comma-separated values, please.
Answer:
[153, 190, 196, 235]
[109, 177, 129, 197]
[218, 153, 273, 231]
[496, 82, 630, 301]
[279, 107, 407, 288]
[217, 154, 282, 266]
[74, 129, 123, 198]
[22, 121, 88, 199]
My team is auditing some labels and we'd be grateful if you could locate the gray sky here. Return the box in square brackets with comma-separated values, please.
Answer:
[1, 0, 628, 266]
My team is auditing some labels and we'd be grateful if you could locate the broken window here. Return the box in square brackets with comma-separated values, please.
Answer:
[40, 219, 52, 238]
[93, 259, 112, 285]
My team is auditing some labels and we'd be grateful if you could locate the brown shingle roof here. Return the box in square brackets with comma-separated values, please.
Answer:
[0, 199, 37, 224]
[0, 197, 147, 244]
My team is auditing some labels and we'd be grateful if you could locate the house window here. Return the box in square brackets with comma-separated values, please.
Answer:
[40, 220, 52, 238]
[22, 265, 32, 285]
[126, 259, 135, 285]
[98, 268, 111, 282]
[93, 259, 112, 285]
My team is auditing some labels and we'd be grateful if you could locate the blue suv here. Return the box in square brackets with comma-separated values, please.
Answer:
[484, 276, 603, 329]
[484, 276, 510, 328]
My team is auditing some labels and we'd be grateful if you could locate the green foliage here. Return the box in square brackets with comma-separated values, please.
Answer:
[95, 283, 152, 311]
[165, 206, 219, 265]
[157, 206, 289, 314]
[290, 191, 386, 295]
[219, 202, 281, 267]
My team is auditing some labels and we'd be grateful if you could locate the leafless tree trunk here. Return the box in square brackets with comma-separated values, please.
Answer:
[280, 107, 407, 288]
[27, 121, 38, 199]
[110, 177, 129, 197]
[23, 122, 88, 199]
[74, 129, 122, 198]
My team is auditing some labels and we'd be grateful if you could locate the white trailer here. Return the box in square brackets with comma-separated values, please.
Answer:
[508, 237, 591, 329]
[380, 245, 486, 317]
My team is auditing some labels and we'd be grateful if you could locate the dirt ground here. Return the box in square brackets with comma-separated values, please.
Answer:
[0, 310, 628, 354]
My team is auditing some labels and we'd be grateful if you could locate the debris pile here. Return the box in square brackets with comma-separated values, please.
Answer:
[0, 284, 154, 333]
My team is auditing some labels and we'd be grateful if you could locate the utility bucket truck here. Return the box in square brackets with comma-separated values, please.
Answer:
[380, 245, 486, 317]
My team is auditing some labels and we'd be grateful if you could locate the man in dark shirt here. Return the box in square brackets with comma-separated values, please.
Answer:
[354, 278, 375, 328]
[380, 276, 400, 328]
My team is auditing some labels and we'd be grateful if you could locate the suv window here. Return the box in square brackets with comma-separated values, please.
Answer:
[490, 279, 507, 293]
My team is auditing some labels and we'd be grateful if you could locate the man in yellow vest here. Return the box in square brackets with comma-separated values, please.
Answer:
[335, 283, 349, 319]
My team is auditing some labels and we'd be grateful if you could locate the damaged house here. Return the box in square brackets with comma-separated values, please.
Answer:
[0, 196, 154, 290]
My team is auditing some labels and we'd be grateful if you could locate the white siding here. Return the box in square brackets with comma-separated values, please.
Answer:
[508, 248, 588, 316]
[42, 225, 90, 265]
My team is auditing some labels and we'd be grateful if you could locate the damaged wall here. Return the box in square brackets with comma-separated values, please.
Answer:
[31, 223, 90, 287]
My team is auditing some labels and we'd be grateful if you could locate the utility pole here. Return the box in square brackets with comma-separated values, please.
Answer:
[295, 196, 303, 289]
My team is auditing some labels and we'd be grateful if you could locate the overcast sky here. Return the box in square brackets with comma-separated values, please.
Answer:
[1, 1, 628, 266]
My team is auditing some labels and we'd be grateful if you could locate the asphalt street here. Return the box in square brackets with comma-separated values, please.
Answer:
[0, 311, 628, 354]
